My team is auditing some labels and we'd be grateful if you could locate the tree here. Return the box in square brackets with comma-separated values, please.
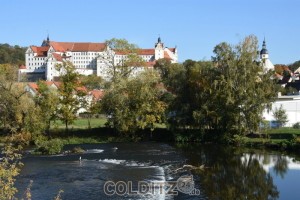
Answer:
[0, 64, 43, 141]
[288, 60, 300, 72]
[101, 70, 166, 134]
[56, 61, 87, 133]
[159, 35, 278, 141]
[79, 74, 105, 90]
[0, 43, 26, 65]
[98, 38, 146, 81]
[36, 80, 60, 137]
[273, 105, 288, 128]
[0, 144, 23, 200]
[208, 35, 278, 137]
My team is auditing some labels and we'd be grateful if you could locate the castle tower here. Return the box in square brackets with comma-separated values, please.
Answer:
[155, 36, 164, 60]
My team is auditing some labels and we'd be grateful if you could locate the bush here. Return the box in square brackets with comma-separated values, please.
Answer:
[232, 134, 246, 146]
[175, 134, 190, 143]
[293, 122, 300, 129]
[71, 146, 85, 154]
[35, 138, 64, 155]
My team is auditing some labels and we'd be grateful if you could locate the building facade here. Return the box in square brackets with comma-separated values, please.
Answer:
[21, 36, 178, 81]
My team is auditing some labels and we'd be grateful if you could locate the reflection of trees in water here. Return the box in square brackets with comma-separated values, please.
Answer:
[175, 144, 279, 200]
[273, 155, 288, 179]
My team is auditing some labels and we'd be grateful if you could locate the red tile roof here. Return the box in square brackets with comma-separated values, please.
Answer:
[137, 49, 155, 55]
[168, 48, 176, 53]
[52, 53, 63, 61]
[115, 49, 155, 56]
[76, 86, 88, 93]
[28, 81, 88, 94]
[90, 89, 104, 100]
[31, 46, 50, 57]
[53, 82, 62, 88]
[44, 81, 57, 87]
[49, 41, 106, 52]
[28, 82, 39, 92]
[19, 65, 27, 69]
[114, 50, 131, 55]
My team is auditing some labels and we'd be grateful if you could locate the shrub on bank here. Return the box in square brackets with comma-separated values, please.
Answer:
[35, 138, 64, 155]
[293, 122, 300, 129]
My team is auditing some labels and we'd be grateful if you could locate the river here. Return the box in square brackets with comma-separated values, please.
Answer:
[15, 142, 300, 200]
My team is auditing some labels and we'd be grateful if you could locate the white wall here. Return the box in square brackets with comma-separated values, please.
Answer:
[262, 97, 300, 127]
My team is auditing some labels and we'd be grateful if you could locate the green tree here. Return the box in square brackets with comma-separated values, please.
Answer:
[0, 64, 43, 142]
[56, 61, 87, 133]
[288, 60, 300, 72]
[79, 74, 105, 90]
[273, 105, 288, 127]
[36, 80, 60, 137]
[0, 43, 26, 65]
[209, 35, 278, 138]
[159, 35, 278, 141]
[101, 70, 166, 134]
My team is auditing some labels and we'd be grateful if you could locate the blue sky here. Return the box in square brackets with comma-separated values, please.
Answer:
[0, 0, 299, 64]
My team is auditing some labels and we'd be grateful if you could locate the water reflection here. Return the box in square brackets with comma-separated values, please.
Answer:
[175, 144, 300, 200]
[15, 143, 300, 200]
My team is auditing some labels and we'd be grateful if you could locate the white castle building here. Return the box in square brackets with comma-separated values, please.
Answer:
[20, 36, 178, 81]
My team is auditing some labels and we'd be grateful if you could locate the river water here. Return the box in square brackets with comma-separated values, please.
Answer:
[15, 142, 300, 200]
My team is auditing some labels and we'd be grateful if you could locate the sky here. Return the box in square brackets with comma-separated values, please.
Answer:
[0, 0, 299, 65]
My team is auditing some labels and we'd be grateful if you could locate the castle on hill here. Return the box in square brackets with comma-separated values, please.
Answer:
[19, 36, 178, 81]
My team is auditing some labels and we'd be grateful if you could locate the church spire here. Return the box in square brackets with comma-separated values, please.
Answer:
[158, 36, 161, 43]
[260, 37, 268, 56]
[155, 35, 163, 48]
[260, 37, 274, 71]
[41, 34, 50, 47]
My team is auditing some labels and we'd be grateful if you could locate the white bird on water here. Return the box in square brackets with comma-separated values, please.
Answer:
[112, 147, 118, 150]
[79, 156, 82, 162]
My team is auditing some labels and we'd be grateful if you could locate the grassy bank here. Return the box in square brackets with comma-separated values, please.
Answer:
[243, 128, 300, 151]
[2, 118, 300, 154]
[51, 117, 107, 130]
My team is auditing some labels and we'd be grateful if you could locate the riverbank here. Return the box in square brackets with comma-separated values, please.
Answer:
[244, 131, 300, 152]
[1, 118, 300, 154]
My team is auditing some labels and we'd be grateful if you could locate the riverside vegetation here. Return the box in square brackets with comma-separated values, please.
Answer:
[1, 35, 300, 199]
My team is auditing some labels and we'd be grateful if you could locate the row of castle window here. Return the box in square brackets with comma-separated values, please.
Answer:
[74, 60, 96, 64]
[75, 65, 96, 69]
[28, 63, 44, 66]
[28, 66, 45, 70]
[28, 57, 45, 61]
[73, 57, 97, 60]
[73, 52, 100, 56]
